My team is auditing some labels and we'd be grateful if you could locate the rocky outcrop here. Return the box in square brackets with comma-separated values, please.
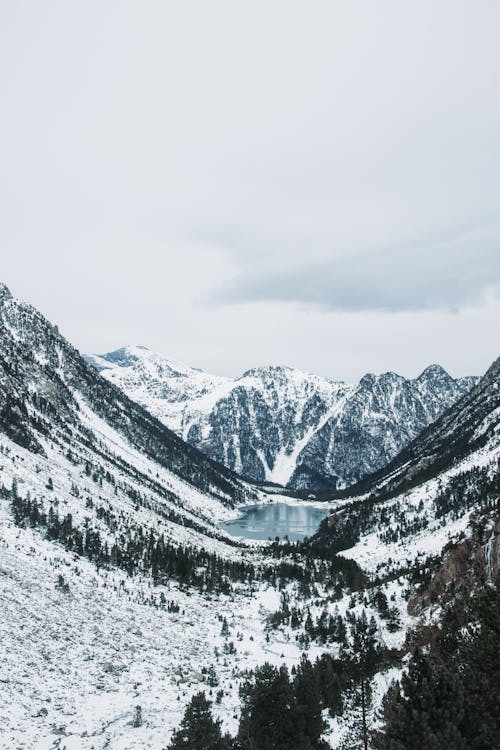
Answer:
[407, 540, 475, 616]
[408, 515, 500, 617]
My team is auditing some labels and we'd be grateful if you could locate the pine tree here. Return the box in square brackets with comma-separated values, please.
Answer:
[372, 649, 467, 750]
[374, 580, 500, 750]
[460, 582, 500, 749]
[349, 611, 378, 750]
[238, 663, 308, 750]
[294, 655, 325, 748]
[167, 692, 231, 750]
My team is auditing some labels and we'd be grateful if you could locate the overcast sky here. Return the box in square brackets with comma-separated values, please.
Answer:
[1, 1, 499, 382]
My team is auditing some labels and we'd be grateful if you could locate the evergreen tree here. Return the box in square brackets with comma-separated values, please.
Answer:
[294, 655, 325, 748]
[316, 655, 344, 716]
[238, 663, 308, 750]
[373, 649, 466, 750]
[374, 580, 500, 750]
[349, 611, 378, 750]
[167, 692, 232, 750]
[460, 581, 500, 749]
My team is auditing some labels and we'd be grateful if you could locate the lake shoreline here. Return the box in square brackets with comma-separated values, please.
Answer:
[220, 500, 332, 542]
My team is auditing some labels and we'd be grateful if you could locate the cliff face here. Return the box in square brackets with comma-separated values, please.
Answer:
[407, 513, 500, 618]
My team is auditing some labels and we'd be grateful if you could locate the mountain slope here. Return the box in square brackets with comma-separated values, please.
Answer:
[311, 354, 499, 750]
[88, 345, 477, 491]
[313, 353, 500, 584]
[0, 281, 286, 746]
[0, 281, 497, 750]
[339, 355, 500, 502]
[0, 283, 270, 530]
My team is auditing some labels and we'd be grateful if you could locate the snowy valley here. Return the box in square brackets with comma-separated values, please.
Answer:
[0, 282, 499, 750]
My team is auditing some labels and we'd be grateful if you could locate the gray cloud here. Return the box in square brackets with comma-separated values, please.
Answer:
[213, 225, 500, 312]
[0, 1, 499, 380]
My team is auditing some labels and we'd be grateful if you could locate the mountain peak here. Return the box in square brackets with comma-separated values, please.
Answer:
[417, 363, 450, 381]
[92, 345, 213, 380]
[240, 365, 291, 379]
[483, 355, 500, 382]
[357, 371, 404, 389]
[100, 345, 153, 367]
[0, 282, 13, 302]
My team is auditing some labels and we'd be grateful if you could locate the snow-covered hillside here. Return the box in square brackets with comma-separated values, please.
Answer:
[0, 283, 307, 747]
[0, 284, 266, 517]
[87, 345, 477, 490]
[316, 354, 500, 603]
[2, 366, 497, 748]
[1, 282, 498, 750]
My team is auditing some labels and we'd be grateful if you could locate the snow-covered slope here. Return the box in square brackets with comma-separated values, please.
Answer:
[88, 346, 476, 490]
[0, 282, 268, 747]
[0, 283, 266, 523]
[0, 285, 359, 748]
[316, 353, 500, 584]
[1, 281, 498, 749]
[311, 353, 500, 750]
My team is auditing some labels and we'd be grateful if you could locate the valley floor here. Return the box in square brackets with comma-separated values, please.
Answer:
[1, 422, 497, 749]
[0, 498, 294, 750]
[0, 492, 407, 750]
[3, 502, 385, 748]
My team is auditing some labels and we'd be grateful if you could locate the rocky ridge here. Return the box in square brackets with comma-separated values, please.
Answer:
[88, 345, 477, 490]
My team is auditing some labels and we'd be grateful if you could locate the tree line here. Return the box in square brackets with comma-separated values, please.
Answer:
[168, 610, 399, 750]
[7, 483, 255, 594]
[374, 577, 500, 750]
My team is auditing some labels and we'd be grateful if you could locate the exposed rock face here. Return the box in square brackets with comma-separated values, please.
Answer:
[87, 346, 477, 490]
[351, 357, 500, 501]
[290, 366, 477, 489]
[407, 540, 476, 616]
[408, 513, 500, 618]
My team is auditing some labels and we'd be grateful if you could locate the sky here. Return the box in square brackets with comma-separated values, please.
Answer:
[1, 0, 499, 383]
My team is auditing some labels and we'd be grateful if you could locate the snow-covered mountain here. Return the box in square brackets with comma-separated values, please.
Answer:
[87, 345, 477, 490]
[316, 351, 500, 605]
[296, 364, 478, 490]
[0, 283, 265, 524]
[339, 353, 500, 503]
[1, 281, 498, 749]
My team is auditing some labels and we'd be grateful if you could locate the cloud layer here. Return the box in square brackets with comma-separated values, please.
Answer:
[214, 225, 500, 312]
[0, 1, 499, 380]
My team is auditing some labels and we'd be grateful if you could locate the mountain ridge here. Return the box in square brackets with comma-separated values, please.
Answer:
[0, 284, 265, 519]
[342, 353, 500, 501]
[1, 280, 498, 749]
[87, 344, 478, 491]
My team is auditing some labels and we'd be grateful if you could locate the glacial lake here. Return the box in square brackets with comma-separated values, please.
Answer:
[221, 502, 330, 541]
